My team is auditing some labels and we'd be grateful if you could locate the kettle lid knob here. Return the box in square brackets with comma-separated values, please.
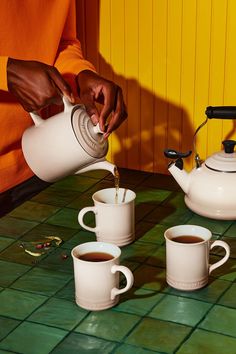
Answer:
[222, 140, 236, 154]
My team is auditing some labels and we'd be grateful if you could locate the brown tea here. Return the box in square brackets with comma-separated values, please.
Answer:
[78, 252, 114, 262]
[172, 235, 204, 244]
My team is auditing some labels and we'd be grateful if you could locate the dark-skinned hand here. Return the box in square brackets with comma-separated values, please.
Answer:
[77, 70, 127, 138]
[7, 58, 75, 112]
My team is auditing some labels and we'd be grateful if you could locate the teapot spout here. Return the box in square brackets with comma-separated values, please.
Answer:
[168, 162, 190, 194]
[76, 159, 116, 176]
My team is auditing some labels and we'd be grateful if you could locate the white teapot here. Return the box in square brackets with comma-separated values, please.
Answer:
[22, 97, 116, 182]
[164, 106, 236, 220]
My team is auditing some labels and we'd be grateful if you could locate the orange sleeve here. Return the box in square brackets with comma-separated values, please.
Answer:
[0, 56, 9, 91]
[54, 0, 96, 95]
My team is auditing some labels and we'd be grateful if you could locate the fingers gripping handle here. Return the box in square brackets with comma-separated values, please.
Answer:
[110, 265, 134, 300]
[78, 206, 98, 233]
[209, 240, 230, 274]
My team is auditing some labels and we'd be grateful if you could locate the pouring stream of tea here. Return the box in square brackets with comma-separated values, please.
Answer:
[114, 167, 120, 204]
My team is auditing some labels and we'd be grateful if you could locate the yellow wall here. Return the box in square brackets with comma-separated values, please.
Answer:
[77, 0, 236, 174]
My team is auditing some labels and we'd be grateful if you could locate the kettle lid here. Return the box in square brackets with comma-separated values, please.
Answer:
[71, 105, 108, 158]
[205, 140, 236, 172]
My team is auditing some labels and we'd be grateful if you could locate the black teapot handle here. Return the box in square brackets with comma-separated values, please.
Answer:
[206, 106, 236, 119]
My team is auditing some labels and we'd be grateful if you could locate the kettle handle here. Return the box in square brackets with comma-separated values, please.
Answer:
[206, 106, 236, 119]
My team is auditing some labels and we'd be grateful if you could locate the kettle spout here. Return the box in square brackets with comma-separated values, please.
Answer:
[76, 159, 116, 176]
[168, 162, 190, 194]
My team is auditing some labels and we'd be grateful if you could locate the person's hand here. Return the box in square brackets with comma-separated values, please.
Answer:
[76, 70, 127, 138]
[7, 58, 75, 112]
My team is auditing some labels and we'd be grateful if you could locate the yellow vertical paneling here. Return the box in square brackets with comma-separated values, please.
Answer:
[153, 0, 168, 173]
[139, 0, 154, 171]
[81, 0, 236, 174]
[180, 0, 197, 170]
[98, 0, 112, 162]
[223, 0, 236, 140]
[125, 0, 140, 170]
[193, 0, 212, 162]
[166, 0, 183, 151]
[207, 0, 227, 155]
[110, 0, 127, 167]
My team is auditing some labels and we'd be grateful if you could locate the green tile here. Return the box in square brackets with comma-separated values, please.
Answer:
[149, 295, 212, 326]
[0, 321, 67, 354]
[53, 175, 98, 192]
[221, 236, 236, 258]
[11, 267, 72, 296]
[120, 242, 159, 264]
[0, 216, 38, 238]
[55, 279, 75, 302]
[0, 241, 47, 266]
[125, 317, 191, 353]
[161, 191, 187, 209]
[28, 297, 88, 330]
[0, 316, 20, 341]
[218, 283, 236, 308]
[176, 328, 236, 354]
[186, 214, 232, 235]
[9, 201, 60, 222]
[141, 173, 180, 191]
[166, 278, 231, 303]
[133, 264, 167, 291]
[66, 192, 95, 209]
[113, 288, 165, 316]
[224, 222, 236, 237]
[31, 186, 79, 207]
[21, 223, 77, 242]
[51, 332, 116, 354]
[38, 247, 73, 273]
[62, 229, 96, 249]
[146, 245, 166, 268]
[0, 260, 30, 287]
[75, 310, 140, 341]
[46, 208, 81, 229]
[114, 344, 160, 354]
[0, 236, 15, 252]
[199, 305, 236, 337]
[145, 206, 193, 225]
[135, 204, 157, 223]
[137, 222, 167, 244]
[210, 256, 236, 281]
[0, 288, 47, 319]
[135, 187, 171, 205]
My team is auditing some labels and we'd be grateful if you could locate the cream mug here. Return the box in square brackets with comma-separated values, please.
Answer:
[164, 225, 230, 291]
[78, 188, 136, 246]
[71, 241, 134, 311]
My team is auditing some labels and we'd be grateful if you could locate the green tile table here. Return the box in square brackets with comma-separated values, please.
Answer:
[0, 168, 236, 354]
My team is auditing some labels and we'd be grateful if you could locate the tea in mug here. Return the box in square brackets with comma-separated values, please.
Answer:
[172, 235, 204, 244]
[78, 252, 114, 262]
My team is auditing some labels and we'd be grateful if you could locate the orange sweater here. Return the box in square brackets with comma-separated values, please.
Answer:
[0, 0, 95, 193]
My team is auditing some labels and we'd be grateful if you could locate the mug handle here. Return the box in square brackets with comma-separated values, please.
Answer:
[78, 207, 98, 233]
[110, 265, 134, 300]
[209, 240, 230, 274]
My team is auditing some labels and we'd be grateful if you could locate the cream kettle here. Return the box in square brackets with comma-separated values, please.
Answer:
[164, 106, 236, 220]
[22, 97, 116, 182]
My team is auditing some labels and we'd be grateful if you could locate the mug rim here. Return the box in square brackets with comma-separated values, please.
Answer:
[71, 241, 121, 263]
[92, 187, 136, 205]
[164, 224, 212, 245]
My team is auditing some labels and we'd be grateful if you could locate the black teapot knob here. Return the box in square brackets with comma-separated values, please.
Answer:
[222, 140, 236, 153]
